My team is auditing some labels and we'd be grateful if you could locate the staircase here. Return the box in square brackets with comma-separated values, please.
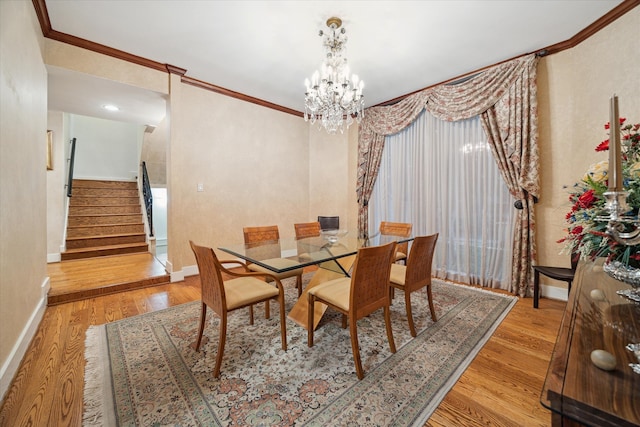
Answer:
[62, 179, 149, 261]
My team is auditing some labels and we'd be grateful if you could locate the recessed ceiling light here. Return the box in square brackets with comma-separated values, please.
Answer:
[103, 104, 119, 111]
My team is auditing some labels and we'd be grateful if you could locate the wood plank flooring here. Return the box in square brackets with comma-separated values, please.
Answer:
[0, 264, 565, 426]
[47, 252, 170, 305]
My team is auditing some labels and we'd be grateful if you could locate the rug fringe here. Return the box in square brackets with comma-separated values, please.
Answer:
[83, 325, 114, 427]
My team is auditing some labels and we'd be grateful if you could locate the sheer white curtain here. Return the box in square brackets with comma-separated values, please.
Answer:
[369, 110, 515, 288]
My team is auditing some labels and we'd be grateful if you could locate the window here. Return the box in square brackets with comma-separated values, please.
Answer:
[369, 110, 514, 288]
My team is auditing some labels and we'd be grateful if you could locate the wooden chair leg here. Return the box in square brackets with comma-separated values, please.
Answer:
[195, 302, 207, 351]
[533, 269, 540, 309]
[384, 305, 396, 353]
[426, 284, 437, 322]
[349, 317, 364, 380]
[265, 299, 270, 319]
[405, 291, 417, 338]
[213, 313, 227, 378]
[278, 294, 287, 351]
[307, 293, 315, 347]
[296, 274, 303, 297]
[248, 305, 254, 325]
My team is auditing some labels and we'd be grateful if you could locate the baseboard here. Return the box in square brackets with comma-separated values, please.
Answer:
[170, 270, 185, 282]
[0, 276, 49, 402]
[182, 264, 198, 277]
[47, 252, 61, 263]
[541, 284, 569, 302]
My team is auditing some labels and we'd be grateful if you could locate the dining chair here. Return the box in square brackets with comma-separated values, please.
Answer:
[389, 233, 439, 337]
[533, 251, 579, 308]
[317, 216, 340, 231]
[189, 241, 287, 378]
[243, 225, 304, 296]
[307, 241, 397, 380]
[294, 221, 321, 240]
[379, 221, 413, 264]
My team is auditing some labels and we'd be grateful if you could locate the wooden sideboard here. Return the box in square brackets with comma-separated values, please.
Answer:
[541, 259, 640, 426]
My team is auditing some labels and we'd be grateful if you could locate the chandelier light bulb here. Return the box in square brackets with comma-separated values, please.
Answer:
[304, 17, 365, 134]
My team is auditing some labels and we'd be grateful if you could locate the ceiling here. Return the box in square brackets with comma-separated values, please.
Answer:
[44, 0, 625, 126]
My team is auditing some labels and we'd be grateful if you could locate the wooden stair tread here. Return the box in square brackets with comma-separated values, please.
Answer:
[72, 179, 137, 187]
[69, 205, 140, 209]
[65, 232, 146, 241]
[71, 196, 139, 198]
[67, 222, 143, 228]
[63, 242, 148, 254]
[63, 179, 149, 261]
[68, 213, 141, 217]
[47, 253, 170, 305]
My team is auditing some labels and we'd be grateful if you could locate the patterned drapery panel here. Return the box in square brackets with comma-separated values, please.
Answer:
[356, 54, 539, 296]
[356, 91, 430, 236]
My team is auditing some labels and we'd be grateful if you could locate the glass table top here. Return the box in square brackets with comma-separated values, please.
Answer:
[218, 231, 411, 275]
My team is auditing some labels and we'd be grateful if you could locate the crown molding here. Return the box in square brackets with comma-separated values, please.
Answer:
[376, 0, 639, 107]
[543, 0, 639, 55]
[181, 76, 303, 117]
[32, 0, 638, 115]
[30, 0, 299, 117]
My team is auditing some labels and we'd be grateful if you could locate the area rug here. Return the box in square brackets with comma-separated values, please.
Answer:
[83, 276, 517, 426]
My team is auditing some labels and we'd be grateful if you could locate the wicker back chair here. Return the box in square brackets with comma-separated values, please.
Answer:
[189, 240, 287, 378]
[389, 233, 439, 337]
[379, 221, 413, 264]
[243, 225, 304, 296]
[294, 221, 321, 240]
[307, 241, 397, 379]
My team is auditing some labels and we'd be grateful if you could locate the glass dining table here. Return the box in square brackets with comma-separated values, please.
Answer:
[218, 231, 413, 330]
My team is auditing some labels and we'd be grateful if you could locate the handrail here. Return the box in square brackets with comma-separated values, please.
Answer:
[141, 161, 154, 237]
[66, 137, 76, 197]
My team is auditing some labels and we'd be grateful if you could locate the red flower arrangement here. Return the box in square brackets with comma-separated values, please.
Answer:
[559, 117, 640, 269]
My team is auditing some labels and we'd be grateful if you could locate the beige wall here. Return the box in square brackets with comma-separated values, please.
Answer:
[46, 111, 69, 261]
[167, 80, 313, 275]
[536, 7, 639, 295]
[0, 1, 49, 399]
[141, 117, 169, 186]
[164, 82, 361, 277]
[308, 125, 353, 228]
[45, 39, 168, 95]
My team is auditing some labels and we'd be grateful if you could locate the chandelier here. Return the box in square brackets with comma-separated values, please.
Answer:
[304, 17, 365, 134]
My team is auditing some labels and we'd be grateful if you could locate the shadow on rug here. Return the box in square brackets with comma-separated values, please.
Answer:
[83, 276, 516, 426]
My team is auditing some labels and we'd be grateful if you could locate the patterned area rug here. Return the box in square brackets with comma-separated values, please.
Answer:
[83, 276, 516, 426]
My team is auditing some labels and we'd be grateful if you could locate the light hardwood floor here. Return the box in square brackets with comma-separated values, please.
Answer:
[0, 264, 565, 427]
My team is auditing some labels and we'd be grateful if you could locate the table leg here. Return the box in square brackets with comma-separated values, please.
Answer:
[288, 255, 356, 330]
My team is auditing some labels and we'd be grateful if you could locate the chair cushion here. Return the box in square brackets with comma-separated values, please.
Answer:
[308, 277, 351, 311]
[394, 251, 407, 261]
[389, 263, 407, 287]
[224, 276, 280, 310]
[248, 258, 304, 280]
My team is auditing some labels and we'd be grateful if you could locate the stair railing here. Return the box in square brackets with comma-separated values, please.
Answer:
[66, 137, 77, 197]
[141, 161, 154, 237]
